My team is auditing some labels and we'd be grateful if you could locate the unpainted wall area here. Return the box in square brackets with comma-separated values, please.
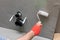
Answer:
[0, 0, 60, 40]
[49, 0, 60, 33]
[55, 10, 60, 33]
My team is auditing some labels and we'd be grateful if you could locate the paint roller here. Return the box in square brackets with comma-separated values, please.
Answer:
[37, 10, 49, 21]
[31, 10, 49, 36]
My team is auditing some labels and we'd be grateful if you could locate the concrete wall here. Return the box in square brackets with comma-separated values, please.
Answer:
[55, 10, 60, 33]
[0, 0, 60, 40]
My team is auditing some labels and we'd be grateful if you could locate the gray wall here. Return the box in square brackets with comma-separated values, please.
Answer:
[0, 0, 60, 40]
[0, 0, 48, 33]
[55, 10, 60, 33]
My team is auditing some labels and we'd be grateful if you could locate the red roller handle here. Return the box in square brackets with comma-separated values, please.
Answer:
[31, 21, 42, 36]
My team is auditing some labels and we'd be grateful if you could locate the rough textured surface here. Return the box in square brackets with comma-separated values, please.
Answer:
[55, 10, 60, 33]
[0, 0, 59, 40]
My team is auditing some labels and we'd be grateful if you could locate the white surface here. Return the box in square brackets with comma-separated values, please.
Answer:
[0, 27, 50, 40]
[0, 27, 25, 40]
[32, 36, 51, 40]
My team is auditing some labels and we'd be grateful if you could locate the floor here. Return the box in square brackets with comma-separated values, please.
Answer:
[53, 33, 60, 40]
